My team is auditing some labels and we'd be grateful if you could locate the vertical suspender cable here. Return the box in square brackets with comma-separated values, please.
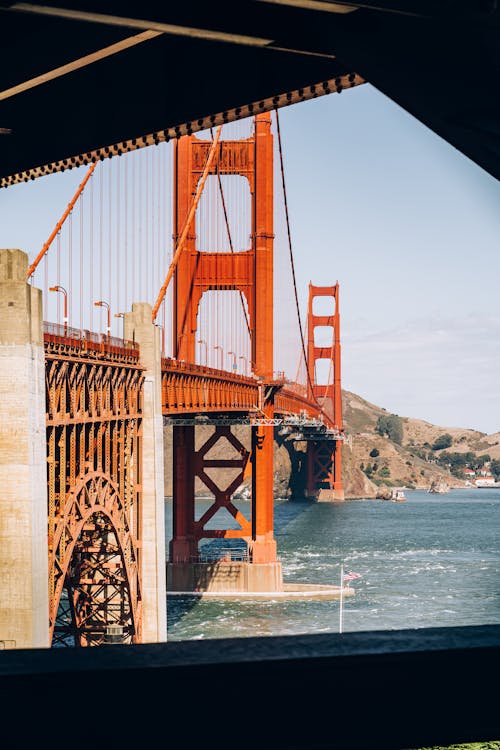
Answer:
[99, 163, 103, 306]
[133, 153, 136, 312]
[44, 251, 48, 320]
[138, 153, 143, 302]
[108, 159, 113, 329]
[116, 155, 121, 319]
[152, 145, 156, 304]
[152, 146, 156, 303]
[124, 155, 128, 316]
[56, 234, 61, 324]
[145, 148, 150, 303]
[147, 150, 150, 304]
[68, 211, 72, 327]
[157, 145, 162, 309]
[90, 167, 94, 330]
[80, 191, 84, 328]
[274, 108, 322, 409]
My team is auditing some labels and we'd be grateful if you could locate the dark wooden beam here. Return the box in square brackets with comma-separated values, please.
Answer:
[0, 2, 498, 185]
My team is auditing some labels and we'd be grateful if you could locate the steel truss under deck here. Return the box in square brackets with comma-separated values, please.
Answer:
[164, 413, 344, 438]
[45, 327, 144, 647]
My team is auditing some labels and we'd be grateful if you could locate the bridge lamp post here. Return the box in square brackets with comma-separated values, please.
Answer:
[155, 323, 165, 355]
[228, 351, 237, 372]
[49, 285, 68, 334]
[214, 345, 223, 370]
[197, 338, 208, 366]
[114, 312, 125, 338]
[239, 355, 248, 376]
[94, 300, 111, 338]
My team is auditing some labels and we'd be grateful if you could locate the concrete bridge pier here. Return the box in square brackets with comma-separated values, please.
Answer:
[0, 249, 49, 649]
[124, 303, 167, 642]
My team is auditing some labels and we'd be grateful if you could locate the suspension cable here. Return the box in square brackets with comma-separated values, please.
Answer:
[27, 161, 97, 279]
[274, 107, 324, 413]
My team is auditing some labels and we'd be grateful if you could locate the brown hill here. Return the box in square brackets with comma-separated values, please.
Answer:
[341, 390, 497, 498]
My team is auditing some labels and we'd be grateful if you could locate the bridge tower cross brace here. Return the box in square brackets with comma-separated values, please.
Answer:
[169, 114, 278, 566]
[306, 283, 344, 501]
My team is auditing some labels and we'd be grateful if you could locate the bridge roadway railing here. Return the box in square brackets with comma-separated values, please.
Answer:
[161, 357, 259, 414]
[161, 357, 333, 426]
[43, 321, 140, 363]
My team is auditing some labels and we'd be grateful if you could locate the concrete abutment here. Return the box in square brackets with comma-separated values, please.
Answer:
[0, 249, 49, 649]
[124, 302, 167, 642]
[167, 561, 284, 593]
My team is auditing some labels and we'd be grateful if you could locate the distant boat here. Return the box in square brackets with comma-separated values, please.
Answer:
[390, 488, 406, 502]
[377, 488, 406, 501]
[428, 480, 450, 494]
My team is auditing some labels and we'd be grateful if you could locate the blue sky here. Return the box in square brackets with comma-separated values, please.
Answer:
[1, 83, 499, 434]
[276, 84, 500, 435]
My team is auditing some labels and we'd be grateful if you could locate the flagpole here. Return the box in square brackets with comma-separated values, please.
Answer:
[339, 562, 344, 634]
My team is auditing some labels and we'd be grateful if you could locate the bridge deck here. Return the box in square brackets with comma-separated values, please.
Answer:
[42, 328, 341, 434]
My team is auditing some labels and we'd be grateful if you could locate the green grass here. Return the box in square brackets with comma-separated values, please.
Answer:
[408, 743, 500, 750]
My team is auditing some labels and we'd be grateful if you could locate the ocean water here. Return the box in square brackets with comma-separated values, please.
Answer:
[165, 488, 500, 640]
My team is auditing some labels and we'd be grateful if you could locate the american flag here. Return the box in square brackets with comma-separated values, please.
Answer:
[343, 571, 362, 582]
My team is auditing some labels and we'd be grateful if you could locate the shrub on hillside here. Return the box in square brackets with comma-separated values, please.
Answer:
[432, 433, 453, 450]
[490, 459, 500, 478]
[375, 414, 403, 445]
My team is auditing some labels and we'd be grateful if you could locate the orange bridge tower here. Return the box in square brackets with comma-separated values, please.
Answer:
[306, 283, 344, 501]
[167, 114, 281, 592]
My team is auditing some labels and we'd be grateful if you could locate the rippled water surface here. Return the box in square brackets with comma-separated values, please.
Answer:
[165, 489, 500, 640]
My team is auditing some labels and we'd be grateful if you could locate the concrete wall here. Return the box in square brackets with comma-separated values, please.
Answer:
[167, 561, 283, 593]
[0, 249, 49, 649]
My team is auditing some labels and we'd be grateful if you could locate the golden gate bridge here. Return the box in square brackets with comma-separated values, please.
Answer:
[1, 111, 343, 649]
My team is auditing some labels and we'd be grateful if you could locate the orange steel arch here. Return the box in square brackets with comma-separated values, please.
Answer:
[49, 472, 141, 647]
[306, 283, 343, 498]
[169, 114, 277, 565]
[45, 328, 143, 646]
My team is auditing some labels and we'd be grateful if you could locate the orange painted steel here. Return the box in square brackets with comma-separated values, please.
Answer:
[172, 114, 274, 377]
[160, 356, 336, 425]
[306, 283, 344, 497]
[276, 385, 327, 422]
[170, 114, 277, 564]
[45, 324, 144, 646]
[169, 425, 252, 563]
[161, 357, 259, 414]
[34, 120, 345, 635]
